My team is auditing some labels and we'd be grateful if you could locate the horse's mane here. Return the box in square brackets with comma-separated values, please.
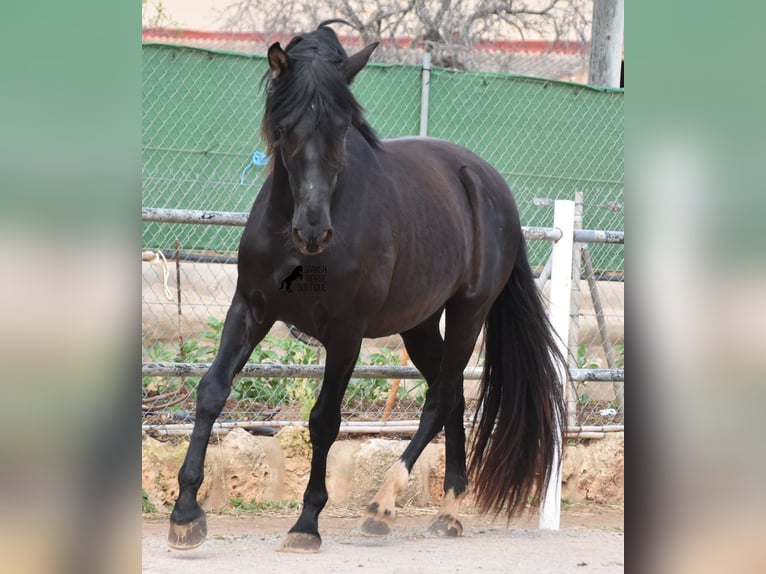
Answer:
[261, 22, 380, 158]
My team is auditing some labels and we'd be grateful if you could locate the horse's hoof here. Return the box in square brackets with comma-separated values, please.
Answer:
[168, 514, 208, 550]
[277, 532, 322, 553]
[360, 516, 391, 537]
[427, 515, 463, 538]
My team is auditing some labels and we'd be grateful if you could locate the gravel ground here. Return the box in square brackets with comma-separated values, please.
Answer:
[142, 505, 624, 573]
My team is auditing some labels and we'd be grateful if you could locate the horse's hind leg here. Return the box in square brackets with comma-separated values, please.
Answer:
[361, 309, 476, 537]
[168, 291, 273, 550]
[428, 398, 468, 537]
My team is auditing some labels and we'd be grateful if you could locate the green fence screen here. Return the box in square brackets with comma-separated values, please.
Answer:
[142, 44, 623, 271]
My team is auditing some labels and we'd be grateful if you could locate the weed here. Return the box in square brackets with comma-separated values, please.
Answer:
[574, 344, 607, 416]
[347, 348, 399, 403]
[143, 317, 430, 417]
[144, 320, 321, 415]
[407, 379, 428, 403]
[615, 344, 624, 368]
[142, 489, 157, 514]
[576, 344, 601, 369]
[229, 497, 300, 513]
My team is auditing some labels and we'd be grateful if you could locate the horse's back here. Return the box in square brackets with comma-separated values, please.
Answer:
[379, 135, 519, 249]
[380, 137, 517, 213]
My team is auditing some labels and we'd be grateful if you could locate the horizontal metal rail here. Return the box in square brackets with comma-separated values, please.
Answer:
[142, 361, 624, 382]
[142, 419, 624, 438]
[573, 229, 624, 244]
[146, 248, 625, 281]
[142, 208, 624, 244]
[142, 207, 249, 226]
[523, 226, 563, 241]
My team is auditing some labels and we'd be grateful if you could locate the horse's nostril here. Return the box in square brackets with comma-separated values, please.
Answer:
[292, 227, 331, 253]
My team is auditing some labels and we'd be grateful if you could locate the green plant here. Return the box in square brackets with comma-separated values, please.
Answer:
[143, 341, 177, 363]
[267, 337, 318, 419]
[407, 378, 428, 404]
[576, 344, 601, 369]
[230, 340, 285, 404]
[202, 317, 225, 340]
[145, 319, 435, 415]
[229, 497, 300, 513]
[574, 345, 602, 411]
[142, 340, 199, 403]
[142, 489, 157, 513]
[347, 348, 400, 404]
[615, 344, 624, 368]
[231, 335, 319, 416]
[142, 334, 211, 398]
[270, 336, 318, 364]
[288, 378, 316, 420]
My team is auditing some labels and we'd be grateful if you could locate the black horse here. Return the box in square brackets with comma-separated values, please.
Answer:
[168, 20, 566, 553]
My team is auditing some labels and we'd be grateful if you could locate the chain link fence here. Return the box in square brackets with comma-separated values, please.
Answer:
[141, 42, 623, 432]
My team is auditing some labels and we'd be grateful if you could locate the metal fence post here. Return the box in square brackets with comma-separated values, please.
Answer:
[419, 52, 431, 137]
[568, 191, 584, 429]
[540, 199, 575, 530]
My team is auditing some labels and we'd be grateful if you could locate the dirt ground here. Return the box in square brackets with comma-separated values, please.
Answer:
[142, 504, 624, 573]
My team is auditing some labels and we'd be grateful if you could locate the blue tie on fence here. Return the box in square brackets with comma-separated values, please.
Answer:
[240, 151, 270, 184]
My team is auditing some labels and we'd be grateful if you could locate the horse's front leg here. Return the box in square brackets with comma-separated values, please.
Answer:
[168, 292, 274, 549]
[278, 331, 363, 553]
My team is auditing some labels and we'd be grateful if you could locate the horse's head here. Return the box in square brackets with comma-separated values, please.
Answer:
[262, 22, 379, 255]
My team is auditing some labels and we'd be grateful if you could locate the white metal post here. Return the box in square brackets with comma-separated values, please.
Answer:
[539, 200, 575, 530]
[419, 52, 431, 137]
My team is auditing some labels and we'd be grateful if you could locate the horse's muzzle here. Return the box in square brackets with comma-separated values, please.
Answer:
[293, 227, 333, 255]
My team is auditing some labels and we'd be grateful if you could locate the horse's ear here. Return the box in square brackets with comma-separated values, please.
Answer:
[342, 42, 379, 84]
[268, 42, 289, 79]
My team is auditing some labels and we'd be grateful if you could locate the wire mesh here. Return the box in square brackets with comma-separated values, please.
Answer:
[141, 43, 623, 430]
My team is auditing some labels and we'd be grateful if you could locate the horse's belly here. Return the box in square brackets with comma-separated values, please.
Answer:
[363, 281, 454, 338]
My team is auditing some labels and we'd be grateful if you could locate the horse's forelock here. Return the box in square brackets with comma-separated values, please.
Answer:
[261, 27, 380, 155]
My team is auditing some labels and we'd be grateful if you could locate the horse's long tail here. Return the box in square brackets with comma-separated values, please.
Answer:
[468, 238, 567, 517]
